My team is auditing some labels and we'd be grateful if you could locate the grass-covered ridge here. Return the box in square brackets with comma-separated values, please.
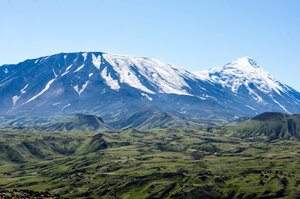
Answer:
[226, 112, 300, 140]
[0, 127, 299, 198]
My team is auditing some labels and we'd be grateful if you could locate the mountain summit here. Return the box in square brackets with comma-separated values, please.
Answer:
[194, 57, 300, 114]
[0, 52, 299, 125]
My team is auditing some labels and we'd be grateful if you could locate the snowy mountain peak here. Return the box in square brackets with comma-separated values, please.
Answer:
[223, 56, 260, 70]
[193, 56, 293, 109]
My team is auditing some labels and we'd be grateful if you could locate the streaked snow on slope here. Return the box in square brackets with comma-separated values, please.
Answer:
[101, 67, 120, 90]
[66, 64, 73, 71]
[141, 93, 153, 101]
[74, 64, 85, 72]
[20, 84, 29, 94]
[61, 71, 69, 77]
[25, 79, 56, 104]
[102, 53, 194, 95]
[92, 54, 101, 70]
[194, 56, 291, 97]
[73, 81, 89, 95]
[12, 96, 19, 106]
[82, 53, 87, 61]
[62, 103, 71, 110]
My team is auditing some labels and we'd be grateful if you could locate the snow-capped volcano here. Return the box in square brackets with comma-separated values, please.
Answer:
[0, 52, 299, 126]
[194, 56, 300, 113]
[195, 56, 290, 95]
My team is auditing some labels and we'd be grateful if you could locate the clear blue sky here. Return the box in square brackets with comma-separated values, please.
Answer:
[1, 0, 300, 90]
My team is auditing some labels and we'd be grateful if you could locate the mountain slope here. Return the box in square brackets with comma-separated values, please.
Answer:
[226, 112, 300, 140]
[0, 52, 299, 126]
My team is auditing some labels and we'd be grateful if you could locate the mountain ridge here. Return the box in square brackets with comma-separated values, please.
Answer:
[0, 52, 299, 126]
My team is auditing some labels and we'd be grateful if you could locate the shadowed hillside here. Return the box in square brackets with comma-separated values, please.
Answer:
[226, 112, 300, 140]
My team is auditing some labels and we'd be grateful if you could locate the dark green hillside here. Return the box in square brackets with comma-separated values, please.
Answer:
[110, 110, 195, 129]
[227, 112, 300, 140]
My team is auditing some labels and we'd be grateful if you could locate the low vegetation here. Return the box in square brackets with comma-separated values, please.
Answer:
[0, 127, 299, 198]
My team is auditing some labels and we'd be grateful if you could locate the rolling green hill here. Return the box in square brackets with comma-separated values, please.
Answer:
[226, 112, 300, 140]
[109, 110, 196, 129]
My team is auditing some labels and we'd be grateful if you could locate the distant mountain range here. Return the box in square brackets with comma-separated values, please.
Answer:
[1, 111, 299, 141]
[0, 52, 299, 126]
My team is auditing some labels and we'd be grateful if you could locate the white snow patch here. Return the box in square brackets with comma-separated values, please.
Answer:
[12, 96, 19, 106]
[74, 64, 85, 72]
[12, 84, 29, 106]
[82, 53, 87, 61]
[73, 81, 89, 95]
[20, 84, 29, 94]
[52, 102, 61, 106]
[61, 71, 69, 77]
[92, 54, 101, 69]
[101, 67, 120, 90]
[52, 69, 58, 78]
[246, 105, 256, 111]
[64, 55, 67, 59]
[34, 59, 39, 64]
[73, 86, 79, 94]
[89, 73, 93, 78]
[25, 79, 55, 103]
[197, 96, 206, 100]
[103, 54, 193, 95]
[3, 68, 8, 74]
[141, 93, 152, 101]
[40, 56, 49, 62]
[62, 103, 71, 110]
[273, 99, 290, 113]
[66, 64, 73, 71]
